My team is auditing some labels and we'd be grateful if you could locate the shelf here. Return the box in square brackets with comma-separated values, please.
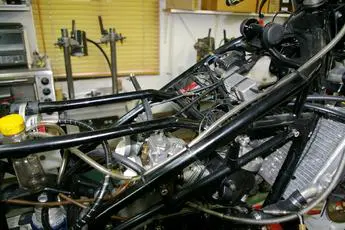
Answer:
[164, 9, 290, 18]
[0, 4, 30, 12]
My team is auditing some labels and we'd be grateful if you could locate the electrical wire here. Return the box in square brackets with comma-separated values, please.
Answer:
[58, 193, 87, 209]
[86, 38, 111, 71]
[272, 11, 292, 22]
[57, 119, 122, 230]
[258, 0, 269, 18]
[57, 150, 69, 185]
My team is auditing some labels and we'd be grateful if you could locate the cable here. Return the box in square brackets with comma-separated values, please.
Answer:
[306, 95, 345, 102]
[258, 0, 268, 18]
[41, 207, 53, 230]
[268, 48, 302, 69]
[86, 38, 111, 71]
[58, 193, 87, 209]
[55, 119, 110, 177]
[60, 119, 115, 230]
[57, 150, 69, 185]
[286, 103, 345, 121]
[302, 103, 345, 120]
[272, 11, 292, 22]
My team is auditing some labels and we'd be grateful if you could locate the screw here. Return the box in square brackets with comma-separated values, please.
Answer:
[38, 192, 48, 203]
[160, 185, 169, 196]
[292, 129, 300, 137]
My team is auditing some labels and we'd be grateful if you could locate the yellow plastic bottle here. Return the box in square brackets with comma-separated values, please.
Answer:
[0, 114, 47, 191]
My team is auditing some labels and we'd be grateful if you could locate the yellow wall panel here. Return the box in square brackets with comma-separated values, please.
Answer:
[32, 0, 159, 78]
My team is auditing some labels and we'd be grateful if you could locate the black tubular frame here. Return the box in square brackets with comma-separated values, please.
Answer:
[91, 69, 311, 223]
[37, 89, 174, 114]
[1, 31, 329, 228]
[0, 118, 199, 158]
[2, 19, 343, 228]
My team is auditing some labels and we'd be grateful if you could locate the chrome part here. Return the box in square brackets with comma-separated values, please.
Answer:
[146, 133, 185, 167]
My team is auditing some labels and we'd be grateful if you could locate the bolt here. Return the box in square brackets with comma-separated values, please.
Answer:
[160, 185, 169, 196]
[336, 11, 343, 19]
[161, 188, 168, 196]
[292, 129, 300, 137]
[38, 192, 48, 203]
[252, 211, 263, 220]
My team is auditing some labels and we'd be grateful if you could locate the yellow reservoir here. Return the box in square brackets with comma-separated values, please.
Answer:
[0, 114, 25, 136]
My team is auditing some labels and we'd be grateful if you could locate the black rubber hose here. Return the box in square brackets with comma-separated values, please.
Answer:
[268, 48, 302, 69]
[86, 38, 111, 71]
[258, 0, 269, 18]
[57, 119, 110, 183]
[303, 103, 345, 120]
[58, 119, 112, 230]
[112, 152, 145, 175]
[88, 149, 145, 175]
[287, 103, 345, 120]
[41, 207, 53, 230]
[38, 90, 174, 114]
[306, 95, 345, 102]
[0, 118, 199, 159]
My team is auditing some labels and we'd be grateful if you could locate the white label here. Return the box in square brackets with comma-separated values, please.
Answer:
[282, 0, 289, 3]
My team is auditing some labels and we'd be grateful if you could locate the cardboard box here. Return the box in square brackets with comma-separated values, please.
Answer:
[166, 0, 200, 10]
[269, 0, 280, 13]
[261, 0, 280, 14]
[280, 0, 292, 11]
[202, 0, 257, 13]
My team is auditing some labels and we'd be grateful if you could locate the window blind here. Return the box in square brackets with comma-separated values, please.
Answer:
[32, 0, 159, 78]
